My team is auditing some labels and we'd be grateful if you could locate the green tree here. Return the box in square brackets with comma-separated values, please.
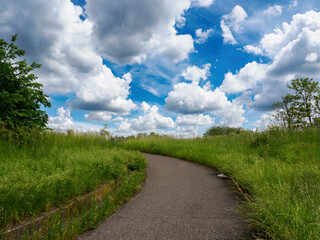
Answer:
[314, 89, 320, 127]
[272, 78, 320, 129]
[0, 35, 51, 131]
[287, 78, 319, 127]
[272, 94, 296, 129]
[100, 124, 111, 138]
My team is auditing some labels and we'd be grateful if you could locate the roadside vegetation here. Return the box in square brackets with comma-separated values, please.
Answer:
[0, 132, 146, 239]
[118, 79, 320, 240]
[120, 128, 320, 239]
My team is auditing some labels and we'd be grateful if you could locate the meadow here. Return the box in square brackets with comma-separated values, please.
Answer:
[119, 128, 320, 240]
[0, 132, 146, 239]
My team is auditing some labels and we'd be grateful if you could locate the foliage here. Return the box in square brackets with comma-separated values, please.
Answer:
[203, 125, 243, 137]
[0, 35, 51, 132]
[100, 124, 111, 138]
[272, 78, 320, 129]
[0, 132, 146, 230]
[119, 129, 320, 240]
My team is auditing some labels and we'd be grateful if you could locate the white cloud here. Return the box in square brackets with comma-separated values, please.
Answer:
[181, 64, 211, 83]
[49, 107, 103, 132]
[289, 0, 298, 9]
[243, 45, 264, 55]
[157, 30, 195, 63]
[165, 82, 228, 114]
[49, 107, 74, 131]
[112, 116, 125, 122]
[214, 98, 246, 127]
[85, 0, 195, 64]
[220, 21, 237, 45]
[195, 28, 214, 44]
[176, 15, 187, 28]
[0, 0, 137, 116]
[263, 5, 283, 17]
[221, 11, 320, 111]
[84, 112, 112, 122]
[260, 11, 320, 58]
[192, 0, 214, 7]
[220, 5, 247, 45]
[220, 61, 267, 94]
[165, 80, 246, 126]
[305, 53, 318, 63]
[116, 103, 175, 133]
[253, 112, 276, 130]
[71, 72, 136, 115]
[175, 114, 214, 126]
[141, 101, 151, 113]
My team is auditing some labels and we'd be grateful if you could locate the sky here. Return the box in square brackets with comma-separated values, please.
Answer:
[1, 0, 320, 137]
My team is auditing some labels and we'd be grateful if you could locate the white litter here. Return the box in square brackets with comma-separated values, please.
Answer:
[217, 173, 228, 178]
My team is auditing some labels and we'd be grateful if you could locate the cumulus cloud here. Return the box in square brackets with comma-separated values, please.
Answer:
[220, 61, 267, 94]
[116, 102, 175, 133]
[221, 11, 320, 110]
[71, 72, 136, 114]
[243, 45, 264, 55]
[165, 78, 246, 126]
[181, 64, 211, 83]
[48, 107, 74, 131]
[0, 0, 136, 116]
[195, 28, 214, 44]
[157, 31, 195, 63]
[84, 111, 112, 122]
[253, 112, 276, 130]
[192, 0, 214, 7]
[0, 0, 93, 94]
[85, 0, 195, 64]
[305, 53, 318, 63]
[49, 107, 103, 132]
[263, 5, 283, 17]
[220, 5, 247, 45]
[175, 114, 214, 126]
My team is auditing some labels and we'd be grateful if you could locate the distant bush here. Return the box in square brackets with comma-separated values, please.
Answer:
[203, 126, 243, 137]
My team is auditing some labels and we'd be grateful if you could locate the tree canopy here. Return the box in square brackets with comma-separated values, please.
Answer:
[272, 78, 320, 129]
[0, 35, 51, 131]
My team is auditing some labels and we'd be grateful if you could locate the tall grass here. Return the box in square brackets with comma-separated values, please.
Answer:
[0, 133, 146, 231]
[119, 129, 320, 239]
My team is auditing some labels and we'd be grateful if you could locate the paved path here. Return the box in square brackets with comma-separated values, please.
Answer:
[78, 153, 251, 240]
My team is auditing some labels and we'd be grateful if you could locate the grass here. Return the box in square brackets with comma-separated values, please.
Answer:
[118, 128, 320, 240]
[0, 132, 146, 239]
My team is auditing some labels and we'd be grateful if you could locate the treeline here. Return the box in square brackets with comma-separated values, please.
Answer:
[272, 78, 320, 129]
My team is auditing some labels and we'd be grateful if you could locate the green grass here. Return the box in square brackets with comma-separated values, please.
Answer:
[0, 132, 146, 235]
[119, 128, 320, 240]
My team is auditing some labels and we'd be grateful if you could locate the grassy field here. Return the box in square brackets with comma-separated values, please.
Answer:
[0, 132, 146, 239]
[119, 129, 320, 240]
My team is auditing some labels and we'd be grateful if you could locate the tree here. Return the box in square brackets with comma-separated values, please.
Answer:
[272, 78, 320, 129]
[100, 124, 111, 138]
[288, 78, 318, 127]
[314, 89, 320, 127]
[272, 94, 296, 129]
[0, 35, 51, 131]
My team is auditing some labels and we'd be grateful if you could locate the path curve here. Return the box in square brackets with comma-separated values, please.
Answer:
[78, 153, 251, 240]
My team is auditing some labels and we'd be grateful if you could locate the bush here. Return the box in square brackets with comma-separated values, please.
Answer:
[203, 126, 242, 137]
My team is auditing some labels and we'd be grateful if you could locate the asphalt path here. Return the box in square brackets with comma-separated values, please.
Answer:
[78, 153, 251, 240]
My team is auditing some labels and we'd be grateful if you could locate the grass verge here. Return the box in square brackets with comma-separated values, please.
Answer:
[118, 128, 320, 240]
[0, 133, 146, 239]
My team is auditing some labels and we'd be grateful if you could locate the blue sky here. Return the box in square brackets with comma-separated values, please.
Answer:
[1, 0, 320, 137]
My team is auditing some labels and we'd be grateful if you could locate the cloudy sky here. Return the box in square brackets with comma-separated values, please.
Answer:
[1, 0, 320, 137]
